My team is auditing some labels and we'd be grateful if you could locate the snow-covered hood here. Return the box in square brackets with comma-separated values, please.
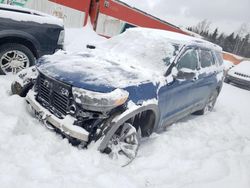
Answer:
[37, 28, 186, 92]
[37, 51, 161, 92]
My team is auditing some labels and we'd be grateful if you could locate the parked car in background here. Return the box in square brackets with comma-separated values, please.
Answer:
[225, 61, 250, 90]
[0, 4, 64, 75]
[11, 28, 224, 164]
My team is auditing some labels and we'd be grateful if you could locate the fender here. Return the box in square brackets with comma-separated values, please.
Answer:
[0, 29, 41, 57]
[98, 102, 160, 152]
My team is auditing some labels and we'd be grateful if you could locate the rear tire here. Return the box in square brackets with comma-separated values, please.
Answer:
[193, 90, 218, 115]
[0, 43, 35, 75]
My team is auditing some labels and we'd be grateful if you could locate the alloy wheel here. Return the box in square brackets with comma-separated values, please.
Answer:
[0, 50, 30, 75]
[107, 123, 139, 165]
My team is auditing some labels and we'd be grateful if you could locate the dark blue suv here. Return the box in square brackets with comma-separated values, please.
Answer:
[12, 28, 224, 163]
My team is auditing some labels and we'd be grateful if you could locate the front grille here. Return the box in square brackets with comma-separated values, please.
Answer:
[37, 73, 71, 118]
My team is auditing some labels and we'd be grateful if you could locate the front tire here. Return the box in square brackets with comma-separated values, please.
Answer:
[0, 43, 35, 75]
[103, 123, 140, 166]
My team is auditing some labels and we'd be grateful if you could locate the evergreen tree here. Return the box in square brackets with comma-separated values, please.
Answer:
[224, 32, 235, 52]
[211, 28, 218, 42]
[217, 33, 225, 47]
[187, 21, 250, 58]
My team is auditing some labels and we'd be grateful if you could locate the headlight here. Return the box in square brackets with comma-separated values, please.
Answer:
[72, 87, 129, 112]
[57, 30, 65, 45]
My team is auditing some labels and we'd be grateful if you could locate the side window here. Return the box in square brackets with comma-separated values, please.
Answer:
[200, 50, 214, 68]
[177, 49, 198, 70]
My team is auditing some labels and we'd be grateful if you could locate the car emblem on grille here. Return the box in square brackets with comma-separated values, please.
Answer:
[61, 88, 69, 97]
[43, 80, 50, 88]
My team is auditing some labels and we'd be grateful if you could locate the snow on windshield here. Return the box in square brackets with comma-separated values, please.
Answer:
[98, 28, 181, 74]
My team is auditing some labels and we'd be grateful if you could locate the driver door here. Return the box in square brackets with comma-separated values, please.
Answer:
[158, 47, 200, 127]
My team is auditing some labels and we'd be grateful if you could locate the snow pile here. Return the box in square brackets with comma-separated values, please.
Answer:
[64, 24, 106, 53]
[98, 28, 179, 74]
[1, 73, 250, 188]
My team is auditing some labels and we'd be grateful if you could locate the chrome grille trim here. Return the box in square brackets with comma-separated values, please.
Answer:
[37, 73, 71, 117]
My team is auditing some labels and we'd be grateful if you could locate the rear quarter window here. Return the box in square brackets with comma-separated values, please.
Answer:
[199, 50, 214, 68]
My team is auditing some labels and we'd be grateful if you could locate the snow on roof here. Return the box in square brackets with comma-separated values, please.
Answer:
[180, 27, 204, 39]
[0, 4, 63, 26]
[121, 27, 222, 51]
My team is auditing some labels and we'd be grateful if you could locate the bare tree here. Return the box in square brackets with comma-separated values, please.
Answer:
[233, 23, 250, 54]
[192, 19, 211, 35]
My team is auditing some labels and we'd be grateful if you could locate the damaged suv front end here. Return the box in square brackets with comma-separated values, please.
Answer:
[12, 46, 160, 165]
[25, 68, 130, 147]
[12, 28, 224, 164]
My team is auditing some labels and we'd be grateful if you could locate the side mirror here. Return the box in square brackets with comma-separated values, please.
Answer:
[173, 68, 196, 80]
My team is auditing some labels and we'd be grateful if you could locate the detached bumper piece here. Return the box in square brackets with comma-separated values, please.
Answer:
[26, 91, 89, 142]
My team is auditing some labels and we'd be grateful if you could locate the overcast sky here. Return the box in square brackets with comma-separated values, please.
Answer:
[122, 0, 250, 35]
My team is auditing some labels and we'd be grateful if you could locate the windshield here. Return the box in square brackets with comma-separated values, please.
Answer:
[98, 28, 182, 75]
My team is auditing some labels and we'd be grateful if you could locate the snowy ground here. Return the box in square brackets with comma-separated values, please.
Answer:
[0, 27, 250, 188]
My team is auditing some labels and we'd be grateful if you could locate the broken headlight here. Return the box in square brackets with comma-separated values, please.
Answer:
[72, 87, 129, 112]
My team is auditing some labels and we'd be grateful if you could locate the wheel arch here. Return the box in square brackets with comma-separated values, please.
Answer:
[0, 30, 41, 58]
[98, 102, 160, 152]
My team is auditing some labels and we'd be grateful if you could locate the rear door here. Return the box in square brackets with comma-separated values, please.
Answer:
[195, 49, 218, 105]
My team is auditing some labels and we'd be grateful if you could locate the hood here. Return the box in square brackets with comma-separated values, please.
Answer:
[37, 52, 155, 93]
[0, 4, 63, 27]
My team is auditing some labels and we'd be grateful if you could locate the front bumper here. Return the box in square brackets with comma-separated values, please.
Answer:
[226, 75, 250, 89]
[26, 91, 89, 142]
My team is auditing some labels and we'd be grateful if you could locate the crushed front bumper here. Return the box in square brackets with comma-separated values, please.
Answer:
[26, 91, 89, 142]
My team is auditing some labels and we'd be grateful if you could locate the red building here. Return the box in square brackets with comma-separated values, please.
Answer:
[9, 0, 187, 37]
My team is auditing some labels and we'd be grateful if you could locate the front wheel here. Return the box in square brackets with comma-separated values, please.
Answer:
[0, 43, 35, 75]
[103, 123, 140, 166]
